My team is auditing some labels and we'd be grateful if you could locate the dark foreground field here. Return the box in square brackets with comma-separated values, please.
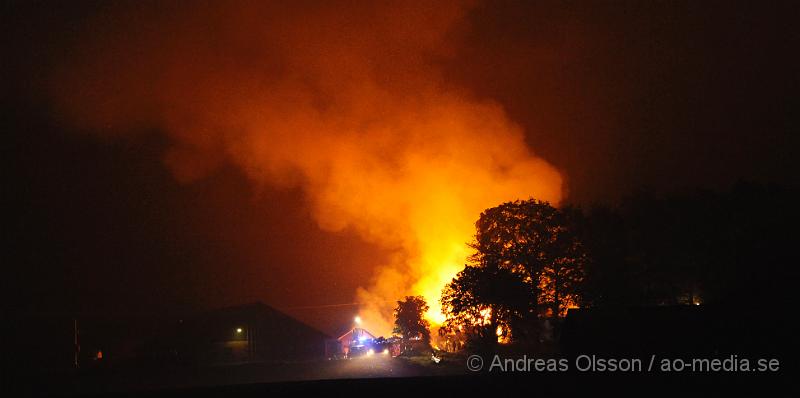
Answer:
[14, 351, 792, 397]
[18, 354, 467, 396]
[17, 360, 790, 397]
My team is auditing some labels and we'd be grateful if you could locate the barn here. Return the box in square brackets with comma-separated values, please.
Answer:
[172, 302, 330, 364]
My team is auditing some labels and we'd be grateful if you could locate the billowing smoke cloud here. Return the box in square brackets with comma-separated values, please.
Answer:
[50, 1, 562, 334]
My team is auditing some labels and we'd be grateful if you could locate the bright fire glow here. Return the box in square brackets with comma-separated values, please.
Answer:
[49, 2, 564, 335]
[538, 274, 581, 317]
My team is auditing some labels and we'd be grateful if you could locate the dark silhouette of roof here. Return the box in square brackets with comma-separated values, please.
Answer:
[192, 302, 331, 340]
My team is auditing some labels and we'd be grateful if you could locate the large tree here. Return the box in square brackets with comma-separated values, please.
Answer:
[440, 261, 537, 347]
[393, 296, 431, 345]
[469, 199, 587, 318]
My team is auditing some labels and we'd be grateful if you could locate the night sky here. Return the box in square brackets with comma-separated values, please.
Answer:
[4, 0, 798, 335]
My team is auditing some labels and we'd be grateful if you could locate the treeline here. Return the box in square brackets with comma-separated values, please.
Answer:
[575, 181, 797, 309]
[438, 182, 797, 346]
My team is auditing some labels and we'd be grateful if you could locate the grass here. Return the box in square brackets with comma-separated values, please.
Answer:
[395, 352, 470, 376]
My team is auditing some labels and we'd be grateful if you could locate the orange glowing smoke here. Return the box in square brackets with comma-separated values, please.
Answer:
[49, 1, 562, 334]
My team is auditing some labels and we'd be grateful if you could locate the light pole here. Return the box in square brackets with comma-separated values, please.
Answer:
[352, 315, 362, 354]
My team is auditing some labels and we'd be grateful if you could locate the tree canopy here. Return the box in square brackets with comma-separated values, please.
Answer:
[469, 199, 587, 317]
[393, 296, 431, 344]
[439, 184, 798, 347]
[440, 261, 536, 345]
[441, 199, 588, 344]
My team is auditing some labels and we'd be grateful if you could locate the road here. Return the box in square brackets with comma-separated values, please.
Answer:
[62, 355, 444, 394]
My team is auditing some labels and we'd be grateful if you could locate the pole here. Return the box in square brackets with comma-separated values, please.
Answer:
[73, 318, 79, 369]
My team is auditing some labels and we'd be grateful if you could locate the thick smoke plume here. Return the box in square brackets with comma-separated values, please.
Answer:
[50, 1, 562, 333]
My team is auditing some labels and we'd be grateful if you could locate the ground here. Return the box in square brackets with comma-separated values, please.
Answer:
[41, 353, 468, 395]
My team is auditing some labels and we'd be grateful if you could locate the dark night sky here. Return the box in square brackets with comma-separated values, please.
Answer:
[3, 0, 798, 334]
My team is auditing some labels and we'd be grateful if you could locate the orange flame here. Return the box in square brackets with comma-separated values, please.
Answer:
[48, 1, 563, 335]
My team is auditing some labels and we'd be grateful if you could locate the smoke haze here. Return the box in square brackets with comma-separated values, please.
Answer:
[49, 1, 562, 333]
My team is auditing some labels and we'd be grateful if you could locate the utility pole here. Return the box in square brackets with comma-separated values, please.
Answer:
[73, 318, 80, 369]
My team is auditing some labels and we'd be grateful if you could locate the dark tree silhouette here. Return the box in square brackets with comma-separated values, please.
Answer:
[440, 199, 587, 347]
[440, 261, 536, 348]
[469, 199, 587, 318]
[440, 185, 797, 350]
[393, 296, 431, 345]
[576, 182, 797, 310]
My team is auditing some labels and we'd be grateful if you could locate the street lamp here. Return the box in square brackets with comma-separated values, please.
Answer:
[354, 316, 362, 326]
